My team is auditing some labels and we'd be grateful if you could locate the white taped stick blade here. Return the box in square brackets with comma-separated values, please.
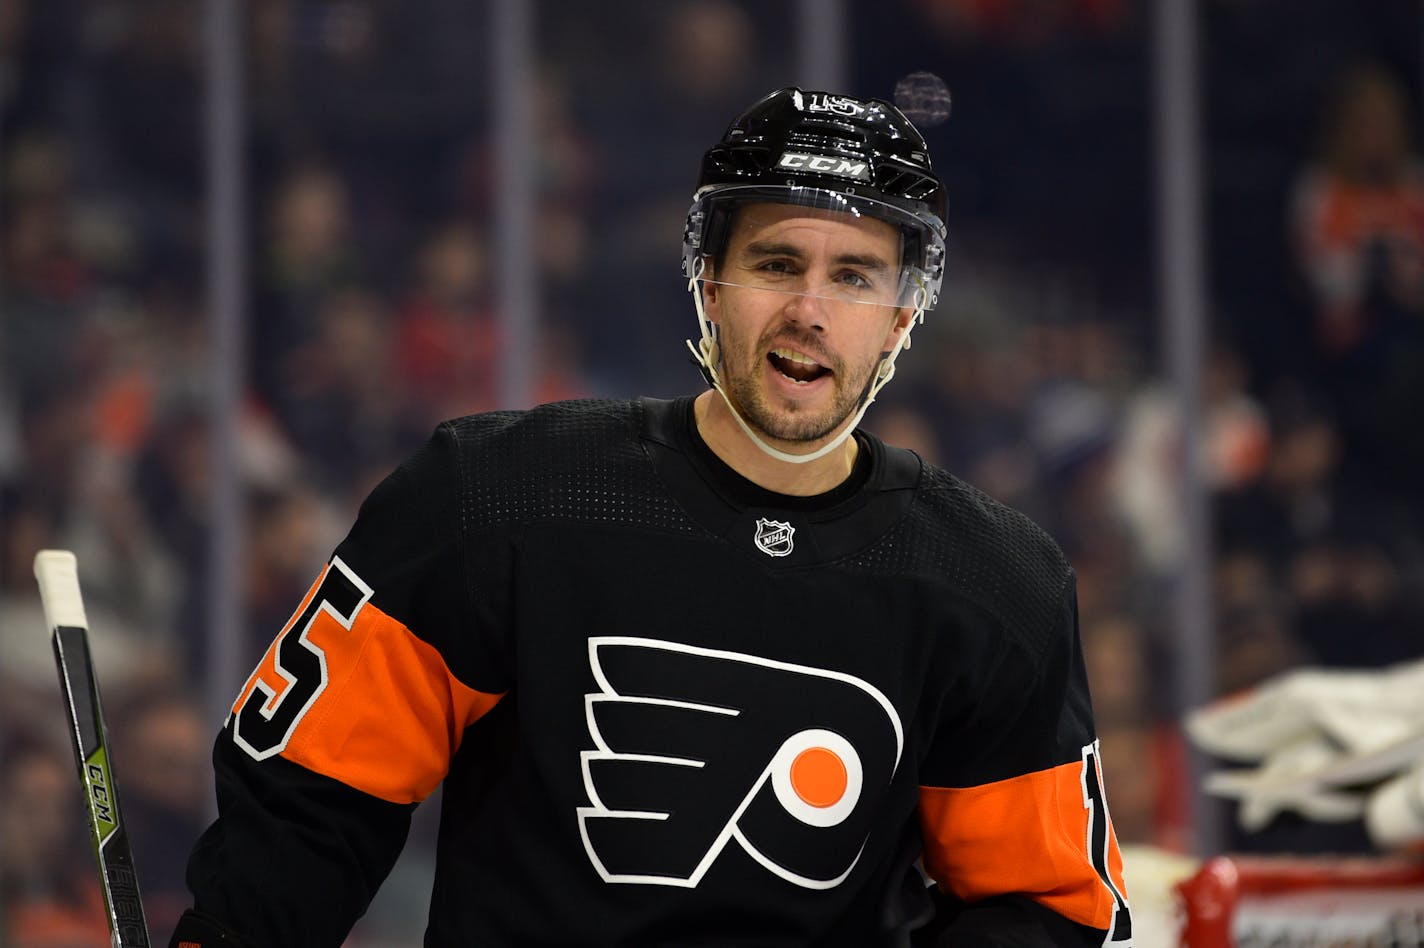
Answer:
[34, 549, 90, 631]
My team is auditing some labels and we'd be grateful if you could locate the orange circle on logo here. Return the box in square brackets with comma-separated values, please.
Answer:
[790, 746, 848, 808]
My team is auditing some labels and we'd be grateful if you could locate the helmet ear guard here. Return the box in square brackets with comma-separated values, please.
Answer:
[681, 200, 733, 280]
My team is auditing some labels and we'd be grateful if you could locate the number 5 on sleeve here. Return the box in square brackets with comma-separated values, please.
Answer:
[231, 558, 371, 760]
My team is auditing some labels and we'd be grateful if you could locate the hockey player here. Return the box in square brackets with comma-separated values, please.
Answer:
[170, 87, 1133, 946]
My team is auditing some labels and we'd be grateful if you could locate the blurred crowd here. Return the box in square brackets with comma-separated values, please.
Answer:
[4, 0, 1424, 944]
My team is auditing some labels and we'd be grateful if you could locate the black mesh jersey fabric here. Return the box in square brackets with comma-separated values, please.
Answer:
[844, 466, 1072, 669]
[445, 398, 703, 538]
[440, 396, 1070, 667]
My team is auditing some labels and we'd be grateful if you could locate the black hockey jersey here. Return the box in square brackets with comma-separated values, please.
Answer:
[181, 397, 1132, 946]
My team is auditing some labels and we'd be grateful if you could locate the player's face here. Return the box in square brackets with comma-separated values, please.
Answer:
[703, 203, 913, 447]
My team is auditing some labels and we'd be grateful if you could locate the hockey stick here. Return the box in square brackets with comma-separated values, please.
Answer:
[33, 549, 152, 948]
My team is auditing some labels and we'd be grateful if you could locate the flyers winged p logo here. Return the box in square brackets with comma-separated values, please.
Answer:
[578, 637, 903, 890]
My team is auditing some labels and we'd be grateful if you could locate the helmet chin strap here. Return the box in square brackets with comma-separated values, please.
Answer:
[684, 259, 927, 466]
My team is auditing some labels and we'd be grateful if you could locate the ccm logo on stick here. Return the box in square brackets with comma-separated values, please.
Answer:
[777, 152, 871, 181]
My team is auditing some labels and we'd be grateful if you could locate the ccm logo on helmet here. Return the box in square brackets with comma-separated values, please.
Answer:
[777, 151, 871, 182]
[578, 636, 903, 890]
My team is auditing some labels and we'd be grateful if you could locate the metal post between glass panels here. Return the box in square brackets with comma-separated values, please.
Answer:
[495, 0, 537, 409]
[204, 0, 246, 761]
[1153, 0, 1220, 858]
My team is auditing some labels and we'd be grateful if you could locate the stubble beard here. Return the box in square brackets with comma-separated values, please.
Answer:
[719, 326, 871, 446]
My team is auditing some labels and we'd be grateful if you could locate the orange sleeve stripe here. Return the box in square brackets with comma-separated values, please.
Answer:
[235, 568, 505, 805]
[919, 759, 1128, 930]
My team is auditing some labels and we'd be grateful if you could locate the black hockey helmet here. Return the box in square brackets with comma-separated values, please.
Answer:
[682, 87, 947, 311]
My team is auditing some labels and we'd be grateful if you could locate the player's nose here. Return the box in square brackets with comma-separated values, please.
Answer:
[782, 288, 829, 332]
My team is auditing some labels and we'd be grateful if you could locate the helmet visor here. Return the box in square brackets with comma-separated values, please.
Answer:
[686, 186, 940, 312]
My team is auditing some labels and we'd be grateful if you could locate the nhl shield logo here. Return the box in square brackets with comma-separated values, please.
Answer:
[753, 518, 795, 557]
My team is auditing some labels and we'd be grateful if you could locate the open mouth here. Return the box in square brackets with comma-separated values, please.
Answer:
[768, 347, 830, 384]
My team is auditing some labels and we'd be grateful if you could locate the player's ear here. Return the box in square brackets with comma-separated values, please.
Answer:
[882, 306, 914, 350]
[702, 275, 722, 323]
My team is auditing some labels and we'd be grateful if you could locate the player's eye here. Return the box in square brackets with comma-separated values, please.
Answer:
[835, 270, 873, 290]
[755, 258, 798, 277]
